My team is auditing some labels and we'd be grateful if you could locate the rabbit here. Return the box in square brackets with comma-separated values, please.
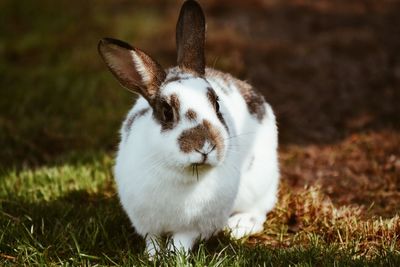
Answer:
[97, 0, 279, 256]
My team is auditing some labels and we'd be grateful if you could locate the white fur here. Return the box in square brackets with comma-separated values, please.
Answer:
[114, 67, 279, 255]
[205, 68, 279, 239]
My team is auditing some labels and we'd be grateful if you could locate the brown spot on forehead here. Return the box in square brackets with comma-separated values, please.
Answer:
[178, 119, 224, 159]
[185, 109, 197, 121]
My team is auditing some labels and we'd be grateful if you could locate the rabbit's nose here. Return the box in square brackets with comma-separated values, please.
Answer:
[178, 119, 221, 155]
[195, 149, 207, 164]
[195, 143, 216, 155]
[195, 144, 216, 163]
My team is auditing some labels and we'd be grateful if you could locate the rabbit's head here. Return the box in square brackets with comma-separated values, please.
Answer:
[98, 0, 230, 169]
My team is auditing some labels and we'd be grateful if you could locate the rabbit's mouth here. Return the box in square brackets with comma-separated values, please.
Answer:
[189, 163, 213, 180]
[191, 162, 210, 168]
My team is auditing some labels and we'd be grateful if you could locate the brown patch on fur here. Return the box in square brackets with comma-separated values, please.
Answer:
[205, 68, 233, 95]
[152, 93, 181, 131]
[185, 109, 197, 121]
[125, 108, 150, 133]
[178, 124, 206, 153]
[206, 68, 230, 81]
[237, 81, 266, 122]
[203, 120, 224, 159]
[178, 119, 224, 159]
[164, 76, 181, 84]
[206, 68, 266, 121]
[170, 93, 180, 112]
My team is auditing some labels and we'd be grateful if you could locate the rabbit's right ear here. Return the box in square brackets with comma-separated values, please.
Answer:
[98, 38, 166, 103]
[176, 0, 205, 75]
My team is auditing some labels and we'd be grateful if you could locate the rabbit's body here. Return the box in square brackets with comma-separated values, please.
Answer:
[204, 69, 279, 234]
[99, 0, 279, 256]
[115, 90, 239, 240]
[115, 67, 278, 247]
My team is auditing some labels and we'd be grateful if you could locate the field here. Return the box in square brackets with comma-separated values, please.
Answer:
[1, 0, 399, 265]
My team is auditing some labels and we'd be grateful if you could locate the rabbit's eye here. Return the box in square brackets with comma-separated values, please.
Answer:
[215, 96, 220, 113]
[215, 100, 220, 113]
[162, 102, 174, 122]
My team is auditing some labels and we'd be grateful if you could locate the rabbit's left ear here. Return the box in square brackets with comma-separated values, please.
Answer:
[98, 38, 166, 104]
[176, 0, 205, 75]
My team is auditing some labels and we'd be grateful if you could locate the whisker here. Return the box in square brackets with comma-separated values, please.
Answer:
[226, 146, 244, 154]
[136, 150, 160, 167]
[225, 149, 242, 156]
[220, 161, 240, 177]
[224, 131, 256, 141]
[226, 159, 240, 172]
[226, 145, 244, 151]
[140, 154, 168, 178]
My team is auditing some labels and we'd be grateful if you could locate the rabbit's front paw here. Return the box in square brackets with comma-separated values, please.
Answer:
[227, 213, 265, 239]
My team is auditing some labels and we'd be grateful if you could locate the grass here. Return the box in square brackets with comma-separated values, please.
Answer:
[1, 154, 399, 265]
[1, 0, 399, 265]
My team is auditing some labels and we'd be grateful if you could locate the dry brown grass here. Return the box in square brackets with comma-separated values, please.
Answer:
[246, 129, 400, 258]
[263, 183, 399, 256]
[282, 130, 400, 217]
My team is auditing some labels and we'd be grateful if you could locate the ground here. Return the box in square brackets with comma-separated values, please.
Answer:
[0, 0, 399, 265]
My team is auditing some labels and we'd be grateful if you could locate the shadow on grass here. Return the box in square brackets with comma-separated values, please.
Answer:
[2, 189, 400, 265]
[0, 190, 392, 266]
[0, 188, 240, 264]
[1, 190, 144, 262]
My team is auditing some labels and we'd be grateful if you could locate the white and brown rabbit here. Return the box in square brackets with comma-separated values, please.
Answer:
[98, 0, 279, 256]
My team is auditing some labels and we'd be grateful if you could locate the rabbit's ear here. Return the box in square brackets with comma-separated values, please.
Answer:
[176, 0, 205, 75]
[98, 38, 166, 103]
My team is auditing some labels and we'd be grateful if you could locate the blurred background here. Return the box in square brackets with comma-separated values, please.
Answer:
[1, 0, 399, 216]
